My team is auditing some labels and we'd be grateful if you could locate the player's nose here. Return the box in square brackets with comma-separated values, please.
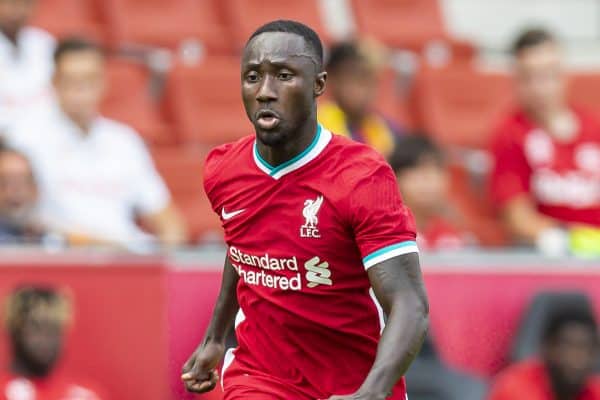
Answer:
[256, 75, 278, 102]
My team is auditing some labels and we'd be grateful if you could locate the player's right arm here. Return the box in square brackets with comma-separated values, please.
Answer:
[181, 256, 239, 393]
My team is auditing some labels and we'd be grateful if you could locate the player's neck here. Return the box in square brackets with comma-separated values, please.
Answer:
[10, 357, 51, 379]
[256, 119, 319, 167]
[64, 110, 94, 136]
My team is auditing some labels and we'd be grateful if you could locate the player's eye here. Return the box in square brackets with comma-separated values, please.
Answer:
[278, 71, 294, 81]
[245, 72, 260, 83]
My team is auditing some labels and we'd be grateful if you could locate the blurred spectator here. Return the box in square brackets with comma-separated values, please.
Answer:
[488, 305, 600, 400]
[0, 142, 44, 244]
[489, 28, 600, 255]
[0, 0, 55, 132]
[319, 40, 403, 157]
[406, 333, 488, 400]
[7, 38, 186, 250]
[389, 135, 475, 250]
[0, 286, 104, 399]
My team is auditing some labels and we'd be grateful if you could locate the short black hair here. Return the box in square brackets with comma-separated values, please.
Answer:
[512, 27, 557, 56]
[543, 305, 599, 344]
[53, 37, 103, 65]
[4, 285, 72, 334]
[246, 19, 324, 69]
[326, 41, 365, 72]
[388, 134, 443, 173]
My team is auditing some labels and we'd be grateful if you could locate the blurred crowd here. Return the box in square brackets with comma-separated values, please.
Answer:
[0, 0, 598, 255]
[0, 1, 599, 400]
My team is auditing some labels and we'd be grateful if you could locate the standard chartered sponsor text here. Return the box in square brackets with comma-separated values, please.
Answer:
[229, 246, 302, 290]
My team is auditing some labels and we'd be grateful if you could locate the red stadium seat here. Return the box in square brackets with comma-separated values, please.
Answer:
[374, 67, 415, 129]
[162, 57, 250, 145]
[447, 162, 508, 247]
[30, 0, 106, 43]
[101, 59, 174, 144]
[151, 146, 222, 241]
[569, 72, 600, 118]
[223, 0, 332, 50]
[351, 0, 474, 62]
[103, 0, 231, 53]
[413, 65, 514, 148]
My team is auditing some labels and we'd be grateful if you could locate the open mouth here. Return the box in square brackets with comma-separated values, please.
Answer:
[255, 109, 281, 130]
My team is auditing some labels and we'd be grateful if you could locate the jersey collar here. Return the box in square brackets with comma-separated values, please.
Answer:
[253, 124, 332, 180]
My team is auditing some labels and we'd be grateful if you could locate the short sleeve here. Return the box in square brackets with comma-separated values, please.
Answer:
[349, 163, 418, 270]
[489, 123, 532, 206]
[129, 135, 170, 214]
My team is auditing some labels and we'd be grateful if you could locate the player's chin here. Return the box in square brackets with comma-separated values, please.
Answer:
[255, 126, 287, 147]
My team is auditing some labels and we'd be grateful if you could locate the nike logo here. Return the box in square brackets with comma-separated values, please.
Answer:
[221, 207, 246, 220]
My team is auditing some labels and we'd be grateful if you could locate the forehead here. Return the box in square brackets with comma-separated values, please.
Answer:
[556, 322, 596, 339]
[243, 31, 315, 67]
[516, 42, 561, 66]
[56, 50, 104, 71]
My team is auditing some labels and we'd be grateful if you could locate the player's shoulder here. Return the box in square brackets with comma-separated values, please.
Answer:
[204, 135, 255, 187]
[328, 133, 390, 167]
[571, 105, 600, 139]
[22, 26, 56, 48]
[6, 106, 54, 148]
[490, 108, 532, 148]
[327, 133, 394, 181]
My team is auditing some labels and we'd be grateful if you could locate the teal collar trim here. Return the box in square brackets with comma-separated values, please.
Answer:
[253, 124, 328, 179]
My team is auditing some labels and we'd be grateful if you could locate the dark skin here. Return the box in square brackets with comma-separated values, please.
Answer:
[328, 254, 429, 400]
[182, 31, 429, 399]
[10, 314, 64, 378]
[181, 257, 238, 392]
[241, 31, 327, 165]
[543, 323, 600, 400]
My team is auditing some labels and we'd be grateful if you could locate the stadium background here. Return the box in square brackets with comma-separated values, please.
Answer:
[1, 0, 600, 399]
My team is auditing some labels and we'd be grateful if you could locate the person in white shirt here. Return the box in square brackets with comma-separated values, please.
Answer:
[0, 0, 56, 132]
[7, 38, 187, 250]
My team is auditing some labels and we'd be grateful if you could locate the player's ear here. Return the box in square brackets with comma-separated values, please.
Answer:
[314, 71, 327, 98]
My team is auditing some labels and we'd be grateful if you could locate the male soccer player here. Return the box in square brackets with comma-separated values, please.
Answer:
[181, 20, 429, 400]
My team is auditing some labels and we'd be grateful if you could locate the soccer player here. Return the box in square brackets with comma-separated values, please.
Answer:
[181, 20, 429, 400]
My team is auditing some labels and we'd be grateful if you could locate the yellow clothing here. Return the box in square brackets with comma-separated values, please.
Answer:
[318, 102, 399, 157]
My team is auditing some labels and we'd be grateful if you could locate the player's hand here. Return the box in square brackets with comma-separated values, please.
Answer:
[181, 340, 225, 393]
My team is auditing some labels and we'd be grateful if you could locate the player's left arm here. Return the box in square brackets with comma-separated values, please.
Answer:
[329, 253, 428, 400]
[330, 161, 429, 400]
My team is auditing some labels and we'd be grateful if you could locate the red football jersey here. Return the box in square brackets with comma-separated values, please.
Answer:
[490, 107, 600, 226]
[204, 125, 418, 399]
[488, 359, 600, 400]
[0, 372, 103, 400]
